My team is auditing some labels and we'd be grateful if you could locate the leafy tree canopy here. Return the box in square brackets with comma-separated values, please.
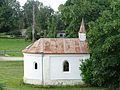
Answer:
[59, 0, 112, 37]
[78, 0, 120, 89]
[87, 0, 120, 88]
[0, 0, 21, 32]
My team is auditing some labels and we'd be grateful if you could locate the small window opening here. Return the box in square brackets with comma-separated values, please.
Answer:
[35, 62, 38, 69]
[63, 61, 69, 72]
[60, 34, 63, 37]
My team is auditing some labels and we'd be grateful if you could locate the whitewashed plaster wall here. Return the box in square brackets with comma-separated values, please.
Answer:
[50, 55, 84, 80]
[23, 53, 43, 84]
[23, 53, 90, 85]
[43, 54, 90, 85]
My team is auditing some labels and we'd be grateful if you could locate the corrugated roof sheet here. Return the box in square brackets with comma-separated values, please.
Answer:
[22, 38, 89, 54]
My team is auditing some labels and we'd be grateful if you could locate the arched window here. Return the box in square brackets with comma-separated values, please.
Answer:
[34, 62, 38, 69]
[63, 61, 69, 72]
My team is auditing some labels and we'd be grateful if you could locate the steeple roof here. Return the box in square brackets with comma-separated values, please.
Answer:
[79, 18, 86, 33]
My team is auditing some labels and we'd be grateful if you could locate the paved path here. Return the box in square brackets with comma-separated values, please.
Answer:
[0, 57, 23, 61]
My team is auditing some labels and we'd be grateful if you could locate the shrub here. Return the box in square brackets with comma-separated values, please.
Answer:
[80, 56, 120, 89]
[80, 59, 93, 85]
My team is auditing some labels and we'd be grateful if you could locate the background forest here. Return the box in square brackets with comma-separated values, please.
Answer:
[0, 0, 120, 89]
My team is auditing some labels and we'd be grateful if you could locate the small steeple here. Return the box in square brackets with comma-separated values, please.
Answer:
[78, 18, 86, 41]
[79, 18, 86, 33]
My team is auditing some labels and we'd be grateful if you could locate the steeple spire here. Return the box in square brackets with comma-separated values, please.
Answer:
[79, 18, 86, 33]
[78, 18, 86, 41]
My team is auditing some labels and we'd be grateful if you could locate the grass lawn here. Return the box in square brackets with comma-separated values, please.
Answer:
[0, 61, 108, 90]
[0, 38, 30, 56]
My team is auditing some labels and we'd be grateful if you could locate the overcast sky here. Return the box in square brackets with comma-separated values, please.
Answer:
[17, 0, 67, 11]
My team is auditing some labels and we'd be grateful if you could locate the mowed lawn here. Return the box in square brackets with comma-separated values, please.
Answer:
[0, 38, 30, 56]
[0, 61, 108, 90]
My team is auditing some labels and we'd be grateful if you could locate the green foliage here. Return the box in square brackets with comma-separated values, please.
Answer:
[0, 0, 56, 38]
[36, 6, 54, 30]
[47, 12, 65, 38]
[0, 0, 65, 39]
[23, 0, 65, 39]
[80, 59, 93, 85]
[23, 0, 54, 38]
[23, 0, 44, 28]
[47, 15, 57, 37]
[0, 0, 21, 32]
[59, 0, 112, 37]
[80, 0, 120, 89]
[25, 27, 32, 41]
[25, 26, 41, 41]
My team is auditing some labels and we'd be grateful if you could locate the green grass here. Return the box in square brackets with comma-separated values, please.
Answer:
[0, 61, 108, 90]
[0, 38, 30, 56]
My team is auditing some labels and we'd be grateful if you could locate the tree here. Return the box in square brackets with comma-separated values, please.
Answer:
[47, 12, 65, 38]
[0, 0, 21, 33]
[36, 6, 54, 37]
[47, 15, 57, 37]
[80, 0, 120, 89]
[25, 25, 41, 41]
[22, 0, 42, 28]
[59, 0, 112, 37]
[23, 0, 54, 38]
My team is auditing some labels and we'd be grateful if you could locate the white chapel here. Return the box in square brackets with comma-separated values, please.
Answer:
[22, 19, 90, 85]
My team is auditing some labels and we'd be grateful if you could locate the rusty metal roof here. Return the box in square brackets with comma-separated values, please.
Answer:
[22, 38, 89, 54]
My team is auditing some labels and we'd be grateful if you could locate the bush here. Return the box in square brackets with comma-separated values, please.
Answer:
[80, 59, 94, 85]
[80, 56, 120, 89]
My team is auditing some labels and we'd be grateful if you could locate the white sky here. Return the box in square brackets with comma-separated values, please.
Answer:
[17, 0, 67, 11]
